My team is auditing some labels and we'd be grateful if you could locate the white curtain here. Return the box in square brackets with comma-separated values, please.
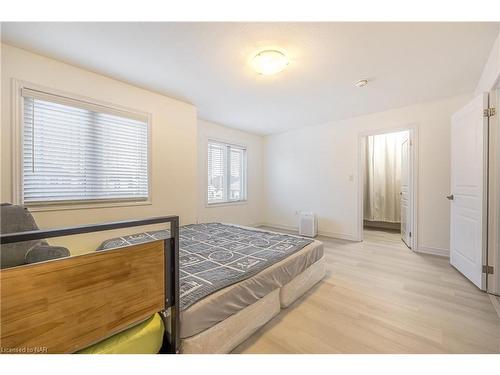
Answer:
[364, 131, 407, 223]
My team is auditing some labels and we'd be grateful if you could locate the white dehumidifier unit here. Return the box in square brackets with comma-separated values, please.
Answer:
[299, 212, 317, 237]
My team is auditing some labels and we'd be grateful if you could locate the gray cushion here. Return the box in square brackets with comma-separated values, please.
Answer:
[1, 203, 69, 268]
[25, 245, 70, 264]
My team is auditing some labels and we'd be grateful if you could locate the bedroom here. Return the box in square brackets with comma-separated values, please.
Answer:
[1, 1, 500, 371]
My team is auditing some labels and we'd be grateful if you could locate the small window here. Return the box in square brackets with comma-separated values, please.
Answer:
[207, 140, 247, 205]
[21, 88, 150, 205]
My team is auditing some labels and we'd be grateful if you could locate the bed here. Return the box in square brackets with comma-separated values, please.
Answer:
[0, 211, 324, 354]
[99, 223, 325, 353]
[0, 213, 180, 354]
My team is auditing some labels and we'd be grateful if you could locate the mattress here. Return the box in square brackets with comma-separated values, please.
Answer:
[181, 288, 281, 353]
[98, 224, 323, 340]
[279, 255, 326, 308]
[76, 313, 164, 354]
[178, 230, 323, 338]
[99, 223, 314, 311]
[181, 257, 326, 353]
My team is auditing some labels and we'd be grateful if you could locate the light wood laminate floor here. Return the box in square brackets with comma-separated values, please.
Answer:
[233, 228, 500, 353]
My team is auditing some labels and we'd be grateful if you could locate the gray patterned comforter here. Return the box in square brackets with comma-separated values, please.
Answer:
[99, 223, 313, 310]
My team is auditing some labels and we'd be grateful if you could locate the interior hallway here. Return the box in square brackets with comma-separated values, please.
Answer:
[233, 228, 500, 353]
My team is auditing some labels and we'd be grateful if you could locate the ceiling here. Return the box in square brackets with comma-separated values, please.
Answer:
[2, 22, 499, 135]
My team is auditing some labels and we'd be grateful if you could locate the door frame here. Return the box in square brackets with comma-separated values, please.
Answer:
[487, 89, 499, 295]
[356, 124, 419, 250]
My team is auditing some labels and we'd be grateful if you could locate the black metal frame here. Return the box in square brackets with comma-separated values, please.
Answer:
[0, 215, 180, 354]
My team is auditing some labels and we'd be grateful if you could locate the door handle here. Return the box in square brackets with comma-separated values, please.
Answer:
[446, 194, 454, 201]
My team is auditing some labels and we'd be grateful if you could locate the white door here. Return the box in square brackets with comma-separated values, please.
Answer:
[401, 137, 411, 248]
[450, 93, 488, 290]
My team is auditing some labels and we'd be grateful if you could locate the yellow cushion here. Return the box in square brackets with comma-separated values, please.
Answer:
[77, 314, 164, 354]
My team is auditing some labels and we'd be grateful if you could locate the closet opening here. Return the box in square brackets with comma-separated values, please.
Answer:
[358, 127, 417, 249]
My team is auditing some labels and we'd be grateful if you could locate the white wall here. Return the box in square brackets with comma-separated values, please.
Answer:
[476, 32, 500, 94]
[263, 94, 472, 256]
[1, 44, 198, 254]
[197, 119, 264, 226]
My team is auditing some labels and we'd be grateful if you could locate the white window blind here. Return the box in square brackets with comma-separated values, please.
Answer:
[21, 88, 149, 204]
[207, 140, 246, 204]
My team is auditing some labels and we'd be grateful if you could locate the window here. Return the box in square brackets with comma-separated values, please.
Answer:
[207, 140, 247, 204]
[21, 87, 149, 205]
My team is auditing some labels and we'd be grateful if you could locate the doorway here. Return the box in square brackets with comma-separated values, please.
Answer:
[358, 127, 417, 249]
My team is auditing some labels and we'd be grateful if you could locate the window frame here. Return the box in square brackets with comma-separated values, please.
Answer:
[12, 80, 153, 212]
[206, 138, 248, 207]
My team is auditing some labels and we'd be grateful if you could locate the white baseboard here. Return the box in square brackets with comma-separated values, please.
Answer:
[257, 222, 297, 232]
[489, 294, 500, 320]
[249, 222, 266, 228]
[258, 222, 357, 242]
[318, 229, 358, 242]
[416, 245, 449, 258]
[257, 223, 450, 258]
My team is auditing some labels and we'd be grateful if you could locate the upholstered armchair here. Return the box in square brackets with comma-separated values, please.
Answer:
[0, 203, 70, 269]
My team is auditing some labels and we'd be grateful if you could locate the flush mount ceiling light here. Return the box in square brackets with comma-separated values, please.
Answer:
[355, 79, 369, 87]
[251, 49, 289, 76]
